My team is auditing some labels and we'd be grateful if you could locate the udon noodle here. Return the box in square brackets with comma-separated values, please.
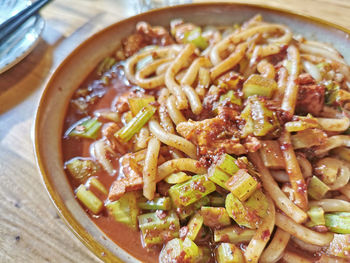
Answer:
[62, 15, 350, 262]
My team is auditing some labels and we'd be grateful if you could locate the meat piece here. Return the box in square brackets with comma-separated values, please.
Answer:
[136, 22, 174, 46]
[176, 110, 246, 156]
[122, 33, 146, 58]
[170, 20, 197, 43]
[108, 153, 144, 201]
[297, 73, 316, 85]
[296, 84, 325, 116]
[243, 136, 261, 152]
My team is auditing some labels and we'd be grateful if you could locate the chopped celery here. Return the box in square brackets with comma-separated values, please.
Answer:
[159, 237, 201, 263]
[259, 140, 285, 169]
[138, 211, 180, 247]
[96, 56, 116, 75]
[95, 110, 120, 122]
[68, 117, 102, 139]
[214, 226, 255, 243]
[128, 96, 155, 116]
[65, 158, 98, 182]
[306, 206, 325, 227]
[209, 193, 225, 207]
[291, 128, 327, 149]
[285, 114, 319, 132]
[115, 105, 156, 142]
[106, 192, 139, 230]
[198, 246, 212, 263]
[216, 154, 239, 176]
[308, 176, 330, 200]
[216, 243, 244, 263]
[137, 197, 172, 210]
[169, 175, 216, 207]
[219, 90, 242, 106]
[323, 81, 350, 106]
[76, 185, 103, 214]
[245, 189, 269, 218]
[327, 234, 350, 259]
[325, 212, 350, 234]
[89, 177, 107, 195]
[225, 193, 260, 229]
[122, 111, 133, 124]
[164, 172, 191, 184]
[184, 27, 208, 50]
[240, 102, 254, 138]
[136, 55, 153, 72]
[187, 212, 204, 241]
[225, 169, 258, 202]
[207, 167, 231, 190]
[242, 74, 277, 99]
[201, 206, 231, 228]
[176, 196, 210, 220]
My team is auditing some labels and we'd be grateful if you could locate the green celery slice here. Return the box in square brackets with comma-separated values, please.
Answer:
[325, 212, 350, 234]
[137, 197, 172, 210]
[187, 212, 204, 241]
[76, 185, 103, 214]
[184, 27, 208, 50]
[207, 166, 231, 190]
[65, 158, 98, 182]
[225, 169, 258, 202]
[306, 206, 325, 227]
[214, 226, 255, 243]
[308, 176, 330, 200]
[201, 206, 231, 228]
[216, 154, 239, 176]
[128, 96, 155, 116]
[216, 243, 244, 263]
[68, 117, 102, 139]
[164, 172, 192, 184]
[242, 74, 277, 99]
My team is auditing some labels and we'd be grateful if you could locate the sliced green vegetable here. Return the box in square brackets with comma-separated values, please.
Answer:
[308, 176, 330, 200]
[176, 196, 210, 220]
[115, 105, 156, 142]
[96, 56, 116, 75]
[216, 154, 239, 176]
[201, 206, 231, 228]
[325, 212, 350, 234]
[68, 117, 102, 139]
[245, 189, 269, 218]
[240, 102, 254, 138]
[169, 175, 216, 207]
[214, 226, 255, 243]
[137, 197, 172, 210]
[242, 74, 277, 99]
[327, 234, 350, 259]
[225, 169, 258, 202]
[128, 96, 155, 116]
[164, 172, 192, 184]
[138, 211, 180, 247]
[159, 237, 201, 263]
[187, 212, 204, 241]
[76, 184, 103, 214]
[65, 158, 98, 182]
[216, 243, 244, 263]
[306, 206, 325, 227]
[225, 193, 260, 229]
[207, 167, 231, 190]
[209, 193, 226, 207]
[106, 192, 139, 230]
[184, 27, 208, 50]
[89, 177, 107, 195]
[219, 90, 242, 106]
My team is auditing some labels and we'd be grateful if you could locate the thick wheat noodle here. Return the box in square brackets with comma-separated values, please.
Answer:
[260, 228, 290, 263]
[158, 88, 170, 104]
[158, 104, 175, 133]
[244, 45, 261, 78]
[274, 66, 288, 101]
[181, 57, 211, 86]
[125, 46, 177, 84]
[169, 148, 185, 159]
[156, 61, 171, 75]
[182, 85, 203, 115]
[278, 130, 308, 210]
[143, 137, 160, 200]
[304, 40, 342, 56]
[244, 195, 275, 263]
[257, 59, 275, 79]
[291, 236, 323, 253]
[260, 44, 282, 57]
[196, 67, 210, 97]
[135, 127, 150, 149]
[166, 95, 186, 125]
[93, 140, 115, 175]
[302, 59, 322, 82]
[316, 117, 350, 132]
[165, 44, 195, 109]
[148, 119, 197, 159]
[210, 43, 247, 80]
[156, 158, 207, 181]
[275, 213, 334, 246]
[135, 58, 172, 89]
[327, 165, 350, 190]
[248, 152, 307, 224]
[319, 105, 344, 118]
[314, 135, 350, 155]
[282, 251, 313, 263]
[309, 199, 350, 212]
[210, 23, 292, 65]
[281, 45, 300, 115]
[340, 184, 350, 199]
[299, 43, 345, 64]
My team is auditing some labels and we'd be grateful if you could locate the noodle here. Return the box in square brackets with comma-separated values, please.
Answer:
[309, 199, 350, 212]
[260, 228, 290, 263]
[166, 95, 186, 125]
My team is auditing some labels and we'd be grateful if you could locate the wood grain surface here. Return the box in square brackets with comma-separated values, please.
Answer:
[1, 0, 350, 262]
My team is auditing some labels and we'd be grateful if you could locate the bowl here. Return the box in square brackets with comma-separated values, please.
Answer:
[34, 3, 350, 262]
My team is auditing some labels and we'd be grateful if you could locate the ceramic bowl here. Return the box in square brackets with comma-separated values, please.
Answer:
[34, 3, 350, 262]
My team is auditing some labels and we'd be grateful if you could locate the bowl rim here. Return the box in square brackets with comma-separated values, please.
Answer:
[33, 2, 350, 262]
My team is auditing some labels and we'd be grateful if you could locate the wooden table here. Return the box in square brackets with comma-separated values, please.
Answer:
[1, 0, 349, 262]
